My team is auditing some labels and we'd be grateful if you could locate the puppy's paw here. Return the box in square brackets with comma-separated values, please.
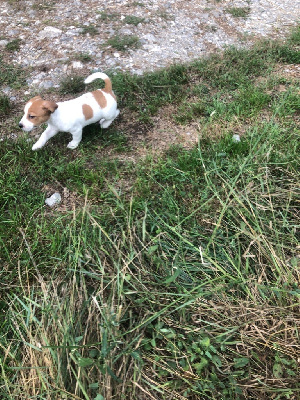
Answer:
[32, 142, 42, 151]
[67, 141, 79, 149]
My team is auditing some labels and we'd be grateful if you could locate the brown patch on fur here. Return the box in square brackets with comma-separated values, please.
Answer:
[30, 96, 43, 103]
[92, 90, 107, 108]
[82, 104, 93, 120]
[42, 100, 58, 113]
[103, 78, 117, 100]
[27, 98, 58, 126]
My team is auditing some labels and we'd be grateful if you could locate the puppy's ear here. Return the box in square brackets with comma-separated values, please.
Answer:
[42, 100, 58, 113]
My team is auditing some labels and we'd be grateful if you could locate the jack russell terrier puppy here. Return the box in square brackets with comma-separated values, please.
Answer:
[19, 72, 120, 150]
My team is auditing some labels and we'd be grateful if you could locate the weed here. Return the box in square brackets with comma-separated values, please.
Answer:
[5, 38, 22, 52]
[288, 25, 300, 44]
[106, 34, 141, 51]
[32, 0, 57, 10]
[272, 86, 300, 116]
[0, 95, 11, 117]
[80, 24, 98, 36]
[0, 56, 26, 88]
[124, 15, 145, 25]
[269, 42, 300, 63]
[98, 11, 119, 21]
[225, 7, 251, 18]
[156, 10, 174, 21]
[59, 75, 85, 94]
[74, 52, 93, 63]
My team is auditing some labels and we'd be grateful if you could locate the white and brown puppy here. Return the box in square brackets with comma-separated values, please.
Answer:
[19, 72, 120, 150]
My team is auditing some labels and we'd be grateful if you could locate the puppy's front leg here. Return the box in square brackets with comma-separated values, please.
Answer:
[67, 128, 82, 149]
[32, 126, 59, 150]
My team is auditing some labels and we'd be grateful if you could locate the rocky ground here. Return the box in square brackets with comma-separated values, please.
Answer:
[1, 0, 299, 92]
[0, 0, 299, 152]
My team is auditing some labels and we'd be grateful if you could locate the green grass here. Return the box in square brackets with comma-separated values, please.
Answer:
[0, 56, 26, 88]
[74, 52, 93, 63]
[97, 11, 119, 21]
[124, 15, 145, 25]
[80, 24, 99, 36]
[225, 7, 251, 18]
[0, 95, 11, 117]
[0, 27, 299, 400]
[5, 38, 22, 52]
[106, 34, 141, 51]
[59, 75, 85, 94]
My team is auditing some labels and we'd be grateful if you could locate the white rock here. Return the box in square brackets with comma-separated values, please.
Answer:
[72, 61, 84, 69]
[0, 39, 8, 47]
[38, 26, 62, 39]
[45, 193, 62, 207]
[232, 134, 241, 143]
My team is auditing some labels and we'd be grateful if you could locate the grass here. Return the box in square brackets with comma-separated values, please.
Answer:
[80, 24, 99, 36]
[106, 34, 141, 51]
[32, 0, 57, 11]
[59, 75, 85, 94]
[124, 15, 145, 25]
[0, 56, 26, 88]
[0, 27, 299, 399]
[98, 11, 119, 21]
[5, 38, 22, 52]
[225, 7, 251, 18]
[74, 53, 93, 63]
[0, 95, 11, 117]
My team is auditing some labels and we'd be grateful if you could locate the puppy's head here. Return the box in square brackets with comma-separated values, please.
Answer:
[19, 96, 58, 132]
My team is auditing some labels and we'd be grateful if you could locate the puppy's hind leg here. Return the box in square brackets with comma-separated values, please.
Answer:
[67, 128, 83, 149]
[100, 109, 120, 129]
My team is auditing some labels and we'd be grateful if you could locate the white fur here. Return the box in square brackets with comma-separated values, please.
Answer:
[19, 73, 119, 150]
[84, 72, 109, 85]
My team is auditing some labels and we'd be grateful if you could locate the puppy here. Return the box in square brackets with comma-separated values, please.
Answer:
[19, 72, 120, 150]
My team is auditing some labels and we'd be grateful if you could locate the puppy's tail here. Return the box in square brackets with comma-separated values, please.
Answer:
[84, 72, 113, 93]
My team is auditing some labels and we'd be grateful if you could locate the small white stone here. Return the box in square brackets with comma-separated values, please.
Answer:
[0, 39, 8, 47]
[45, 193, 62, 207]
[72, 61, 84, 69]
[38, 26, 62, 39]
[232, 134, 241, 143]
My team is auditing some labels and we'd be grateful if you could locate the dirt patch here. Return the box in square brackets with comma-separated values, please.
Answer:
[42, 184, 85, 213]
[273, 63, 300, 79]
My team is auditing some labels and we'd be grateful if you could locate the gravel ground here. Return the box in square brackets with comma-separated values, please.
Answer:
[1, 0, 299, 92]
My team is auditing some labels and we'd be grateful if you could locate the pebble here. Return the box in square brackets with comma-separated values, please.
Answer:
[72, 61, 84, 69]
[38, 26, 63, 39]
[45, 193, 62, 207]
[232, 134, 241, 143]
[39, 81, 54, 89]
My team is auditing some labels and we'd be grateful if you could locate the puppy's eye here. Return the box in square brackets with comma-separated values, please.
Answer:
[28, 115, 35, 120]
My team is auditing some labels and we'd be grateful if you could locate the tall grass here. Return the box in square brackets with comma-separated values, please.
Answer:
[0, 26, 299, 399]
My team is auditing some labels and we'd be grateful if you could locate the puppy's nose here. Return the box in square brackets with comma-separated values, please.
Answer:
[19, 122, 23, 128]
